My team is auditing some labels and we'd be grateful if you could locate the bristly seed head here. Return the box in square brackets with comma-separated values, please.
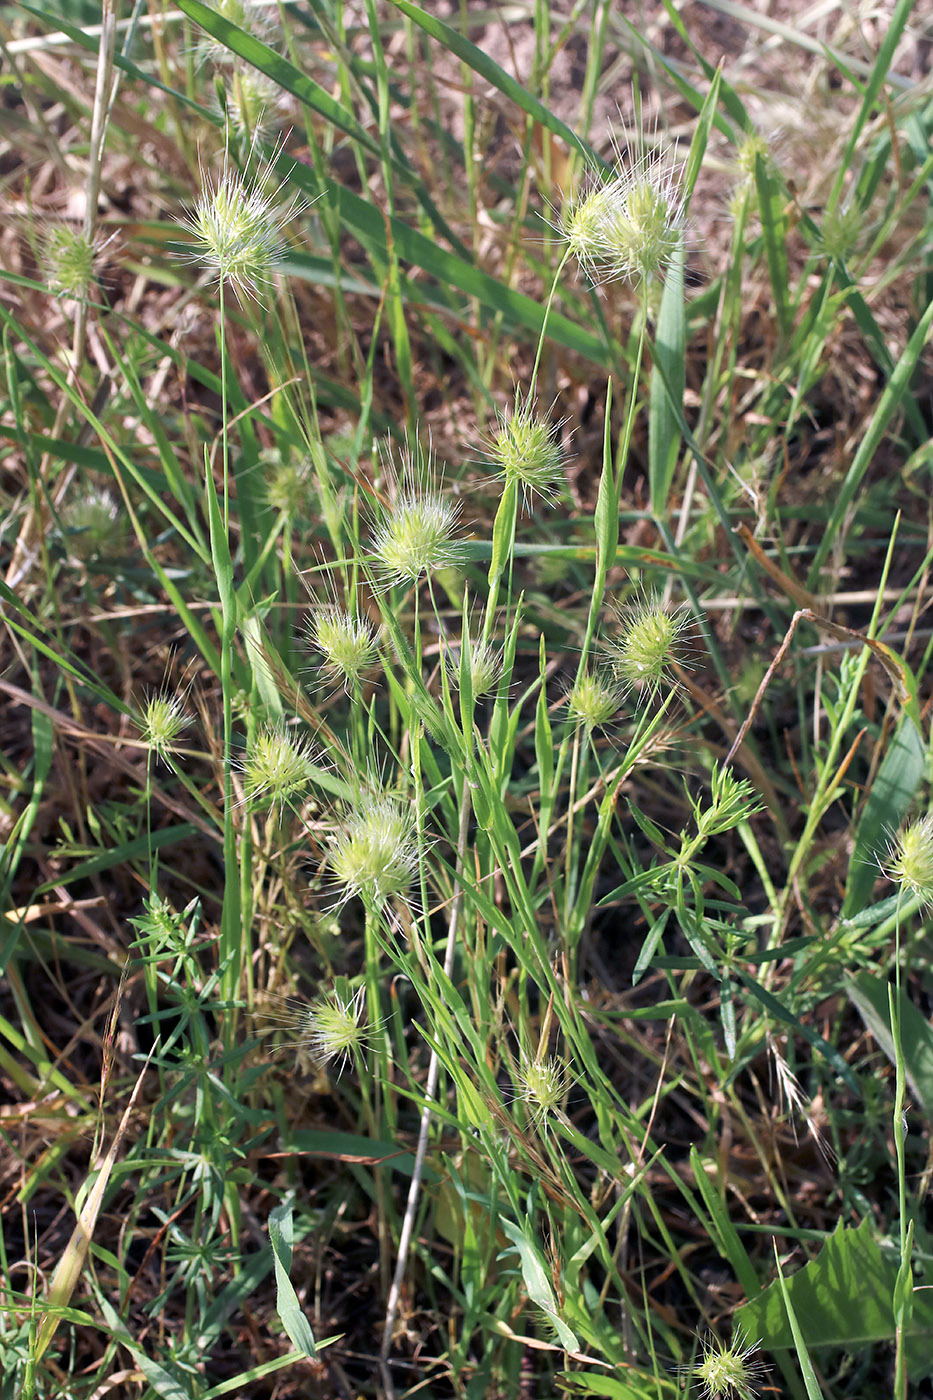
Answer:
[885, 815, 933, 908]
[182, 154, 294, 301]
[558, 135, 685, 287]
[484, 397, 566, 508]
[301, 986, 367, 1073]
[139, 690, 190, 762]
[42, 223, 102, 299]
[309, 605, 379, 691]
[242, 724, 316, 811]
[517, 1054, 567, 1123]
[566, 669, 623, 731]
[609, 591, 691, 706]
[328, 793, 418, 907]
[446, 633, 501, 700]
[689, 1331, 766, 1400]
[60, 485, 122, 561]
[372, 440, 462, 585]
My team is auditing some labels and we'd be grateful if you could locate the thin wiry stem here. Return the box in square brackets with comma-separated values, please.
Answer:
[380, 771, 471, 1370]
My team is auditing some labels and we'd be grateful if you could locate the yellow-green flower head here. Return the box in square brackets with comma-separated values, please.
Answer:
[309, 605, 379, 691]
[446, 633, 501, 700]
[885, 815, 933, 908]
[328, 793, 418, 907]
[485, 398, 565, 508]
[42, 223, 101, 299]
[598, 147, 686, 284]
[517, 1054, 567, 1123]
[139, 689, 190, 762]
[560, 182, 617, 276]
[60, 485, 122, 560]
[222, 65, 282, 146]
[301, 986, 367, 1073]
[561, 140, 686, 286]
[567, 669, 622, 731]
[183, 156, 291, 300]
[242, 724, 316, 811]
[609, 591, 691, 705]
[372, 440, 462, 585]
[261, 447, 311, 516]
[689, 1331, 766, 1400]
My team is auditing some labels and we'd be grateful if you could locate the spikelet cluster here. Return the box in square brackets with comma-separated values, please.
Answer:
[372, 441, 462, 585]
[328, 793, 418, 907]
[559, 139, 685, 286]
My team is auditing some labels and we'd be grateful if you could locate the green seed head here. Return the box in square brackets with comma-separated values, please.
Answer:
[310, 606, 379, 690]
[184, 159, 290, 300]
[886, 815, 933, 907]
[487, 400, 565, 507]
[243, 725, 316, 811]
[599, 156, 685, 284]
[261, 449, 311, 516]
[446, 634, 501, 700]
[518, 1054, 567, 1122]
[302, 987, 367, 1072]
[329, 794, 418, 906]
[372, 442, 461, 584]
[567, 669, 622, 731]
[60, 486, 122, 560]
[610, 592, 690, 705]
[560, 183, 616, 274]
[139, 690, 190, 762]
[691, 1332, 765, 1400]
[42, 224, 100, 299]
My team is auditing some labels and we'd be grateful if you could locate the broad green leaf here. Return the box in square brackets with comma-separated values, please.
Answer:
[498, 1217, 579, 1353]
[268, 1202, 316, 1360]
[848, 972, 933, 1122]
[557, 1368, 677, 1397]
[736, 1218, 933, 1349]
[843, 715, 925, 917]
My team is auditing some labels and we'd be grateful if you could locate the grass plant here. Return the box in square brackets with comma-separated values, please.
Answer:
[1, 1, 933, 1397]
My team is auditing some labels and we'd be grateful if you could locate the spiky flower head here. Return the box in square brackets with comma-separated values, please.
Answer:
[598, 144, 686, 284]
[261, 447, 311, 516]
[42, 223, 101, 299]
[485, 398, 566, 508]
[223, 65, 282, 146]
[885, 815, 933, 909]
[309, 605, 379, 691]
[242, 724, 316, 812]
[197, 0, 275, 63]
[559, 137, 685, 286]
[60, 485, 122, 560]
[372, 440, 462, 585]
[689, 1331, 766, 1400]
[559, 181, 619, 276]
[567, 669, 623, 731]
[446, 633, 501, 700]
[182, 155, 291, 301]
[517, 1054, 567, 1124]
[609, 591, 691, 705]
[139, 689, 190, 762]
[735, 130, 772, 182]
[328, 792, 418, 907]
[300, 986, 367, 1073]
